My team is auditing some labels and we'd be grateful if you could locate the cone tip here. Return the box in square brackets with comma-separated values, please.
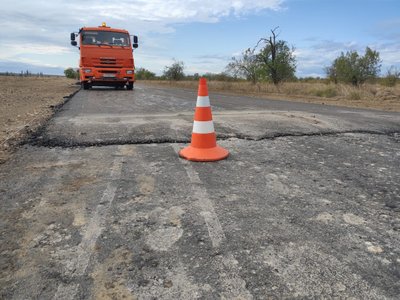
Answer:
[198, 77, 209, 96]
[199, 77, 207, 85]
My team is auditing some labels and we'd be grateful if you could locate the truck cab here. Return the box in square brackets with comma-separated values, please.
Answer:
[71, 23, 138, 90]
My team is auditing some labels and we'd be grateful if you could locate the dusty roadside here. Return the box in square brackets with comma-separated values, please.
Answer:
[0, 76, 79, 163]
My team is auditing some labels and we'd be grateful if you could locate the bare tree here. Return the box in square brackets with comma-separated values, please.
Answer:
[255, 27, 296, 85]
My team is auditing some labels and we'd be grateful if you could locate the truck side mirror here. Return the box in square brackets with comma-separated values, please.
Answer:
[70, 33, 76, 41]
[132, 35, 138, 48]
[71, 41, 77, 46]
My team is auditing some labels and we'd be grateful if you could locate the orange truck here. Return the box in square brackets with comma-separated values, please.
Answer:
[70, 22, 138, 90]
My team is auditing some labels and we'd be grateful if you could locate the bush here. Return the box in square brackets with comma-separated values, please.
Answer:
[163, 60, 185, 81]
[310, 87, 337, 98]
[64, 68, 79, 79]
[326, 47, 381, 85]
[349, 91, 361, 100]
[202, 72, 237, 82]
[381, 67, 400, 87]
[135, 68, 156, 80]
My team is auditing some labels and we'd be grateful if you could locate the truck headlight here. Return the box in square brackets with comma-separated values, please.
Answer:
[126, 70, 133, 74]
[83, 69, 92, 73]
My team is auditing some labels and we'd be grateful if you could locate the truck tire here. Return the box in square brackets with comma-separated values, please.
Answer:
[127, 82, 134, 90]
[82, 82, 91, 90]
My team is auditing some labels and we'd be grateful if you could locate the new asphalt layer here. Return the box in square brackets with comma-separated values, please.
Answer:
[1, 84, 400, 299]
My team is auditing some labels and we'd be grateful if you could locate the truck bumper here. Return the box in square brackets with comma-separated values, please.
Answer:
[80, 68, 135, 86]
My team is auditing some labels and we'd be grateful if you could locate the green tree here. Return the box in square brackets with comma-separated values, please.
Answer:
[163, 60, 185, 81]
[326, 47, 381, 85]
[226, 48, 261, 84]
[64, 68, 79, 79]
[255, 27, 296, 85]
[135, 68, 156, 80]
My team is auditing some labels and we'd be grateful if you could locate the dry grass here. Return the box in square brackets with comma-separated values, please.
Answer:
[140, 80, 400, 112]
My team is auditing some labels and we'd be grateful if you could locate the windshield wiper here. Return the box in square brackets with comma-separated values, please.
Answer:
[97, 43, 113, 47]
[96, 43, 128, 48]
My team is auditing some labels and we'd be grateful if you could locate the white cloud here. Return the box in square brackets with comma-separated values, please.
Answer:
[0, 0, 283, 73]
[1, 0, 284, 36]
[294, 40, 400, 77]
[134, 53, 173, 72]
[6, 57, 66, 69]
[186, 58, 230, 74]
[0, 44, 71, 59]
[2, 1, 398, 77]
[379, 44, 400, 67]
[78, 0, 283, 23]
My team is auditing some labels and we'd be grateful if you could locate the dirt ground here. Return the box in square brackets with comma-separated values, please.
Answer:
[0, 76, 79, 163]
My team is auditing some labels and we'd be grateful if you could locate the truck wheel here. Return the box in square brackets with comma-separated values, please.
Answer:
[127, 82, 134, 90]
[82, 82, 91, 90]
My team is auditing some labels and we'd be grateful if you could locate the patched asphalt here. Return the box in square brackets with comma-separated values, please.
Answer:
[33, 85, 400, 146]
[1, 84, 400, 299]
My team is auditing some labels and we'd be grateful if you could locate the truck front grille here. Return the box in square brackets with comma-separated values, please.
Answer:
[100, 57, 116, 65]
[94, 57, 123, 68]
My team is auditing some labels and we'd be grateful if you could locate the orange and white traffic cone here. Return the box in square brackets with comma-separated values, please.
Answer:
[179, 78, 229, 162]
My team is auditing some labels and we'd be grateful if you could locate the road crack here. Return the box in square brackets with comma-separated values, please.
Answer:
[24, 130, 400, 149]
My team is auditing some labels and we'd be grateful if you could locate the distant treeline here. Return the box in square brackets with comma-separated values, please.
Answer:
[137, 27, 399, 87]
[135, 67, 241, 82]
[135, 67, 399, 87]
[0, 71, 61, 77]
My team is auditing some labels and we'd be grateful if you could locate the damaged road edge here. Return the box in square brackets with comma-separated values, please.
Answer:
[26, 130, 400, 149]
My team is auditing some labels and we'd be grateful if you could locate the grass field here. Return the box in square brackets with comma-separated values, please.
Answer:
[140, 80, 400, 112]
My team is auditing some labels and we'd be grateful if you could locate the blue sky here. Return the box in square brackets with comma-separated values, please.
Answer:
[0, 0, 399, 77]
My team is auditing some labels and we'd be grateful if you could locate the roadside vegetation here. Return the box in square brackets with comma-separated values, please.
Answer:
[64, 67, 79, 80]
[134, 27, 399, 110]
[56, 27, 399, 107]
[139, 79, 400, 111]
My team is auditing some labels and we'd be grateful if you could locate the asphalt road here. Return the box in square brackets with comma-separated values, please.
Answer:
[37, 85, 400, 146]
[1, 84, 400, 299]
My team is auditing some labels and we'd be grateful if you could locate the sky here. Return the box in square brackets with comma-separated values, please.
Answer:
[0, 0, 399, 77]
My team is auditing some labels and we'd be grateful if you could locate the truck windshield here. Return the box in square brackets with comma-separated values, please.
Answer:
[81, 30, 130, 46]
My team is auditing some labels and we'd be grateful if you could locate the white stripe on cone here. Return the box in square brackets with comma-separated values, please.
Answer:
[196, 96, 210, 107]
[192, 120, 214, 134]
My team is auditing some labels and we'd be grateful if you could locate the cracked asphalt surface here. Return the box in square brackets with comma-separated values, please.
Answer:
[1, 83, 400, 299]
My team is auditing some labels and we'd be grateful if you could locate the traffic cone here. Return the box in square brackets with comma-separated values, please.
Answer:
[179, 78, 229, 162]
